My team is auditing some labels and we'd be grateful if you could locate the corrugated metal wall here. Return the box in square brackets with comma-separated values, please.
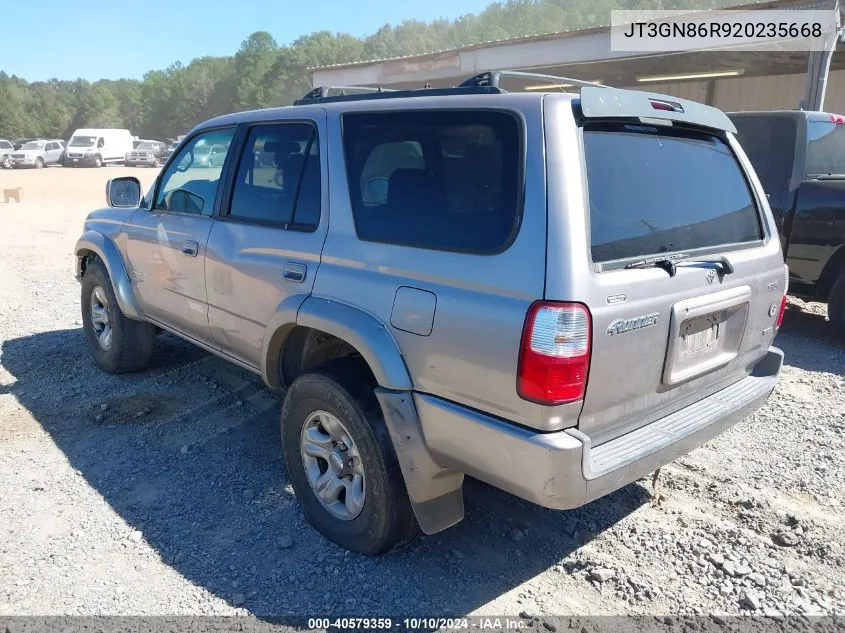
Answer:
[627, 71, 845, 113]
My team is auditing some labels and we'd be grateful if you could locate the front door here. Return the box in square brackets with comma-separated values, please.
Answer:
[125, 127, 237, 345]
[205, 117, 327, 367]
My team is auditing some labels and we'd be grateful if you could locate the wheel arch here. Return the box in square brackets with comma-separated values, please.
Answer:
[75, 231, 144, 320]
[817, 242, 845, 299]
[261, 295, 413, 392]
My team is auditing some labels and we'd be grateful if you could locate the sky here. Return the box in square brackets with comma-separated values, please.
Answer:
[1, 0, 495, 82]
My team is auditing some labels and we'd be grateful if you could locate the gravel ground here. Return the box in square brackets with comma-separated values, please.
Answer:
[0, 167, 843, 619]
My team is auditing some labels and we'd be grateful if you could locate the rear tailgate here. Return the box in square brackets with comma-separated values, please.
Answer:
[544, 90, 786, 446]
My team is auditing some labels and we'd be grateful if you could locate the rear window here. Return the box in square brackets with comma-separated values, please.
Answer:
[342, 110, 522, 253]
[806, 119, 845, 177]
[731, 116, 796, 195]
[584, 123, 762, 264]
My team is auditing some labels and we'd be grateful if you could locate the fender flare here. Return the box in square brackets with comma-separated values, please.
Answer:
[75, 231, 144, 321]
[297, 296, 413, 391]
[261, 295, 413, 391]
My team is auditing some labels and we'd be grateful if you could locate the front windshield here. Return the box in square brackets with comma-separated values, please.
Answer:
[21, 142, 45, 150]
[69, 136, 97, 147]
[137, 142, 158, 150]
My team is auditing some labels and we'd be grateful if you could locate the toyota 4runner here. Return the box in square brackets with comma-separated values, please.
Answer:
[75, 71, 786, 555]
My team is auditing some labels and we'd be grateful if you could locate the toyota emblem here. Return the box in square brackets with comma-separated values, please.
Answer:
[706, 269, 717, 284]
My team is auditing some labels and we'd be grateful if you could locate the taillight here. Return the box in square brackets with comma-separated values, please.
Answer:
[517, 302, 592, 405]
[775, 265, 789, 330]
[775, 295, 787, 329]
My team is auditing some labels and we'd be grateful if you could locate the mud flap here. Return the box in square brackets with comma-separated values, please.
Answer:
[375, 388, 465, 534]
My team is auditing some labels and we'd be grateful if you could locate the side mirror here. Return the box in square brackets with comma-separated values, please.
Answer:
[106, 177, 142, 208]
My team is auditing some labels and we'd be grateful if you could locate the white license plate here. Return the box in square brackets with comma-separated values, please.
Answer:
[72, 159, 78, 163]
[682, 320, 720, 354]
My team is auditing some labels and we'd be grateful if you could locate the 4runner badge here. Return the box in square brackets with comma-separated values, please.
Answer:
[606, 313, 659, 336]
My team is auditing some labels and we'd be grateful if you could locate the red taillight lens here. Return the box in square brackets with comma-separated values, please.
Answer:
[830, 114, 845, 124]
[517, 302, 592, 405]
[775, 294, 787, 329]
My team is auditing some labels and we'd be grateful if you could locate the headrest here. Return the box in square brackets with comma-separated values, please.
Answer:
[264, 141, 300, 155]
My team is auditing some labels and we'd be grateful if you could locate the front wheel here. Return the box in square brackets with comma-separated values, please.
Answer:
[828, 272, 845, 340]
[35, 157, 44, 169]
[281, 359, 418, 555]
[81, 260, 157, 374]
[1, 155, 9, 169]
[94, 155, 103, 168]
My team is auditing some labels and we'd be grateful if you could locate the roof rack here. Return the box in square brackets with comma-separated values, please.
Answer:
[298, 85, 398, 102]
[294, 84, 501, 105]
[294, 70, 606, 105]
[458, 70, 609, 90]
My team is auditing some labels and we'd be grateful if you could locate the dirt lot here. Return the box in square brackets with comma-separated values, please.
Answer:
[0, 166, 843, 619]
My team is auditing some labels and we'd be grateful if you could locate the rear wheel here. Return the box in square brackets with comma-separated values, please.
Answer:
[81, 259, 157, 374]
[280, 358, 418, 555]
[828, 272, 845, 340]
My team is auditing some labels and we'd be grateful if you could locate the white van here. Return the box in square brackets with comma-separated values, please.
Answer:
[65, 129, 134, 167]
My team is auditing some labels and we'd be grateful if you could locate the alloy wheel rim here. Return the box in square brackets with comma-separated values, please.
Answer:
[299, 410, 366, 521]
[89, 286, 112, 350]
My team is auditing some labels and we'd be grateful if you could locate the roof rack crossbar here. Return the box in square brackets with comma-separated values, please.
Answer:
[458, 70, 609, 90]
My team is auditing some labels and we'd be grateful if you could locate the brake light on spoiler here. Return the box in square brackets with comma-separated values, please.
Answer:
[650, 98, 685, 113]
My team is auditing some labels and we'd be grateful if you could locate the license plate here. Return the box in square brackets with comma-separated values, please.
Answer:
[72, 159, 78, 163]
[681, 316, 720, 355]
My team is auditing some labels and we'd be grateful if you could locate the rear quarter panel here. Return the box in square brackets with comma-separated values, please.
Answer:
[314, 95, 577, 430]
[786, 179, 845, 293]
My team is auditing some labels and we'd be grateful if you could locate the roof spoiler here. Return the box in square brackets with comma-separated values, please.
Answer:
[580, 87, 737, 134]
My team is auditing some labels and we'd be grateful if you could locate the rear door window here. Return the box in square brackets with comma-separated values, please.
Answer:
[584, 123, 763, 264]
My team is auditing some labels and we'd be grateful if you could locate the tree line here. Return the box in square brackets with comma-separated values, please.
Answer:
[0, 0, 732, 141]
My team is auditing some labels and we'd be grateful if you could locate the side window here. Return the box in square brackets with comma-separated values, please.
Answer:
[342, 110, 521, 253]
[228, 123, 320, 229]
[732, 117, 795, 196]
[154, 128, 235, 215]
[97, 137, 104, 149]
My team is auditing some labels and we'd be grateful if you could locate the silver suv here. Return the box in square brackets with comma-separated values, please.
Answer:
[74, 72, 786, 555]
[10, 139, 65, 168]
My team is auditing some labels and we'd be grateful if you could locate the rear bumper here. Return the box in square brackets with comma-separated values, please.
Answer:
[415, 347, 782, 510]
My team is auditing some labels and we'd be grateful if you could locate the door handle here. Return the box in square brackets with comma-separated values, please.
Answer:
[282, 262, 307, 283]
[181, 241, 199, 257]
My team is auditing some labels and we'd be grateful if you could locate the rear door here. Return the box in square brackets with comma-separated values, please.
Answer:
[205, 117, 327, 367]
[545, 96, 786, 445]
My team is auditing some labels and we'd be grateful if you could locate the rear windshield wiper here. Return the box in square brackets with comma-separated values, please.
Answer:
[625, 254, 734, 277]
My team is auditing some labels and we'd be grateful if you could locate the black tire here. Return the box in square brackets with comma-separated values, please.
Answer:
[828, 272, 845, 340]
[93, 154, 103, 168]
[35, 157, 44, 169]
[281, 358, 418, 555]
[81, 259, 156, 374]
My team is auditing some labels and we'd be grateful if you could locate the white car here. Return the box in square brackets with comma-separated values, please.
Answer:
[0, 139, 14, 169]
[9, 140, 66, 169]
